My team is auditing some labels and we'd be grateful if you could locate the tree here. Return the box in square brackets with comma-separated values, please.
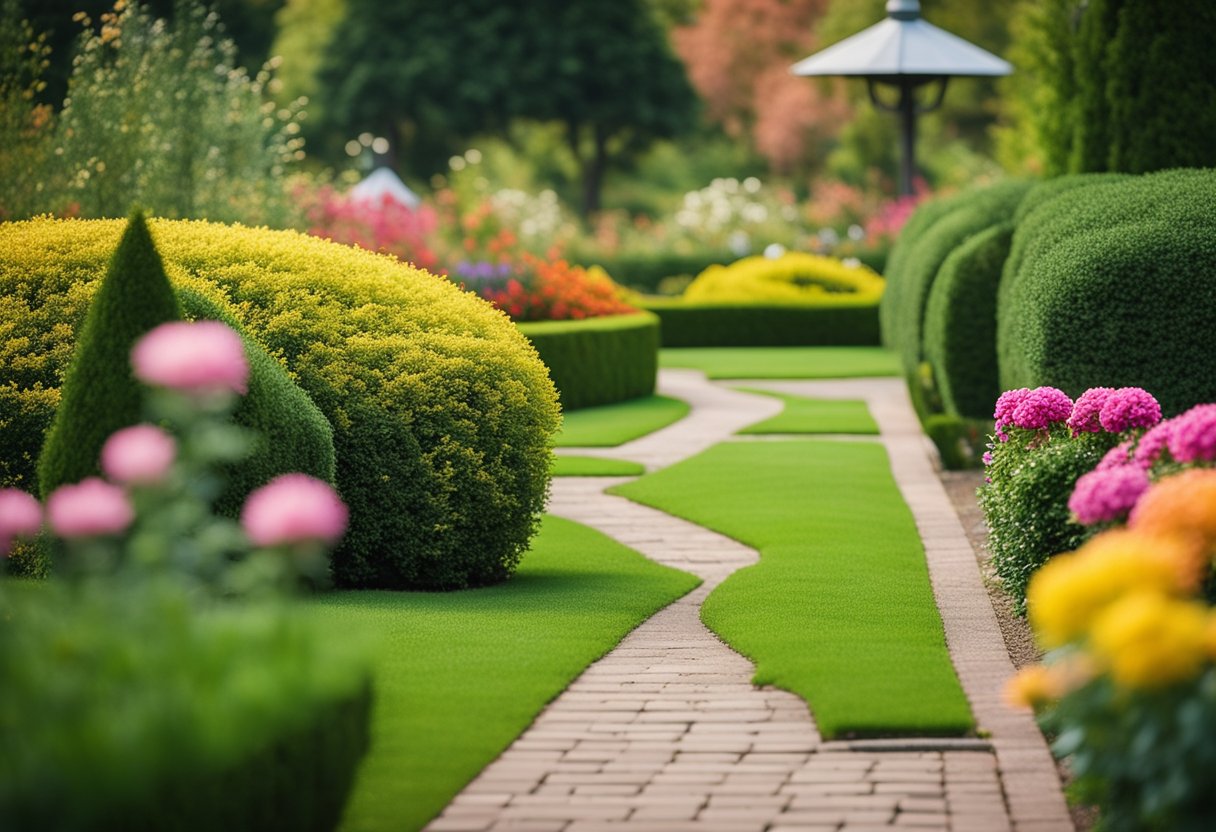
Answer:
[314, 0, 697, 216]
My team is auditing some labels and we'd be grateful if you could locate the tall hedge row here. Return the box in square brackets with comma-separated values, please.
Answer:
[922, 222, 1014, 420]
[0, 218, 560, 590]
[998, 170, 1216, 415]
[880, 180, 1032, 376]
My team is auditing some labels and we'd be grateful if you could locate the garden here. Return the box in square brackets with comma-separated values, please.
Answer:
[2, 0, 1216, 830]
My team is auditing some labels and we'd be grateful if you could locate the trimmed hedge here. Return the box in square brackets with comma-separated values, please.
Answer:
[0, 581, 371, 832]
[881, 180, 1032, 375]
[37, 210, 182, 497]
[998, 169, 1216, 414]
[571, 250, 736, 294]
[0, 218, 560, 590]
[518, 312, 658, 410]
[923, 222, 1014, 420]
[642, 299, 880, 347]
[177, 289, 337, 516]
[682, 252, 884, 303]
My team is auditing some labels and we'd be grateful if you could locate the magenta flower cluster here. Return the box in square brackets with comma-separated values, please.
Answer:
[1165, 403, 1216, 464]
[1098, 387, 1162, 433]
[1068, 465, 1151, 525]
[1067, 387, 1114, 434]
[993, 386, 1073, 439]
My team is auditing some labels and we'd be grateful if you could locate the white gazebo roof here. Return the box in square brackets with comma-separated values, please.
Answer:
[791, 0, 1010, 78]
[349, 166, 421, 209]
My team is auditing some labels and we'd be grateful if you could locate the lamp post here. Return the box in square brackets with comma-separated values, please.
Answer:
[791, 0, 1011, 196]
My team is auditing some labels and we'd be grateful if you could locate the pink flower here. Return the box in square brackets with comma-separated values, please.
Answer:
[1098, 387, 1162, 433]
[1134, 420, 1175, 467]
[1068, 466, 1150, 526]
[0, 488, 42, 556]
[1096, 439, 1135, 471]
[1067, 387, 1114, 435]
[241, 474, 348, 548]
[131, 321, 249, 395]
[993, 388, 1031, 441]
[1166, 404, 1216, 464]
[1011, 387, 1073, 431]
[101, 424, 177, 485]
[46, 478, 134, 539]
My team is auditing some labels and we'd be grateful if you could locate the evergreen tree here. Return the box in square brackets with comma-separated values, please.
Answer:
[37, 210, 182, 495]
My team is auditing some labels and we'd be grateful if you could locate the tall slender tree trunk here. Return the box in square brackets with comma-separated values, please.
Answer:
[579, 123, 608, 218]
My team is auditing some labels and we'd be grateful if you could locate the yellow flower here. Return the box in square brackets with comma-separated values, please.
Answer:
[1004, 657, 1095, 710]
[1027, 529, 1195, 649]
[1089, 592, 1210, 690]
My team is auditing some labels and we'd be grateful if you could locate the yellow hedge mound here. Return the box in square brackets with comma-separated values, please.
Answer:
[683, 252, 885, 304]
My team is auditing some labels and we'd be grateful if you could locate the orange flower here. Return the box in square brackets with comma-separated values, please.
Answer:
[1130, 468, 1216, 581]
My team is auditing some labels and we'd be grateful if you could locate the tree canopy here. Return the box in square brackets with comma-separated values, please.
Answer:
[314, 0, 698, 215]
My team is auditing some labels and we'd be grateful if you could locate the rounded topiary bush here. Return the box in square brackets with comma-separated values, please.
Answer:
[923, 222, 1014, 420]
[0, 218, 560, 590]
[682, 252, 885, 303]
[880, 180, 1032, 375]
[998, 169, 1216, 414]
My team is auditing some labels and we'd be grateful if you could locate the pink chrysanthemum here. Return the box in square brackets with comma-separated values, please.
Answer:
[1096, 439, 1135, 472]
[1011, 387, 1073, 431]
[0, 488, 43, 556]
[1068, 387, 1115, 435]
[46, 478, 134, 539]
[1167, 404, 1216, 464]
[1099, 387, 1162, 434]
[1134, 420, 1176, 468]
[101, 424, 177, 485]
[241, 474, 349, 548]
[1069, 466, 1151, 526]
[993, 388, 1032, 441]
[131, 321, 249, 395]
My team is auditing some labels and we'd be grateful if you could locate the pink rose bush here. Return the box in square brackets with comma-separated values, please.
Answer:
[14, 320, 347, 590]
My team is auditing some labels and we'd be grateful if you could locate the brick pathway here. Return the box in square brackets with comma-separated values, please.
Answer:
[426, 372, 1072, 832]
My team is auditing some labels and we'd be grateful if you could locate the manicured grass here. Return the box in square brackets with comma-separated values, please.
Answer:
[660, 346, 899, 379]
[555, 394, 689, 447]
[610, 441, 972, 739]
[735, 389, 879, 435]
[551, 455, 646, 477]
[309, 515, 699, 832]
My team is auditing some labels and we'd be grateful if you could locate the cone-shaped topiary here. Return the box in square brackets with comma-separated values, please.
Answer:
[36, 209, 182, 496]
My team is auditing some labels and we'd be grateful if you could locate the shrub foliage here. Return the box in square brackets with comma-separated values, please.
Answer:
[682, 252, 884, 304]
[998, 170, 1216, 415]
[643, 300, 880, 348]
[0, 218, 560, 590]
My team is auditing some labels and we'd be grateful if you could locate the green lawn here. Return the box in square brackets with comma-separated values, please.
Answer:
[555, 394, 690, 447]
[310, 515, 699, 832]
[610, 441, 972, 739]
[735, 389, 879, 435]
[551, 455, 646, 477]
[660, 346, 899, 379]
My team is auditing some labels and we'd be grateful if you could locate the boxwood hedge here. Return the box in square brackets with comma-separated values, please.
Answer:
[998, 169, 1216, 415]
[880, 180, 1032, 375]
[642, 299, 880, 347]
[682, 252, 884, 303]
[0, 218, 560, 590]
[517, 312, 659, 410]
[922, 222, 1014, 420]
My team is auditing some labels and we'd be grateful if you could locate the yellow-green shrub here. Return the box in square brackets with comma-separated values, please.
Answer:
[0, 218, 560, 590]
[682, 252, 884, 304]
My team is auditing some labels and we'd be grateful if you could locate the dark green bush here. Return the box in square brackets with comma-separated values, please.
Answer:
[0, 218, 560, 590]
[880, 180, 1032, 376]
[998, 170, 1216, 414]
[0, 580, 370, 832]
[572, 250, 736, 294]
[923, 222, 1014, 420]
[176, 289, 336, 515]
[36, 210, 181, 497]
[642, 299, 880, 347]
[518, 312, 659, 410]
[923, 414, 989, 471]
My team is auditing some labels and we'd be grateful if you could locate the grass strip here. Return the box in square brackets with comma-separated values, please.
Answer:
[555, 394, 689, 447]
[734, 389, 879, 435]
[610, 441, 973, 738]
[310, 515, 699, 832]
[551, 455, 646, 477]
[660, 346, 899, 379]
